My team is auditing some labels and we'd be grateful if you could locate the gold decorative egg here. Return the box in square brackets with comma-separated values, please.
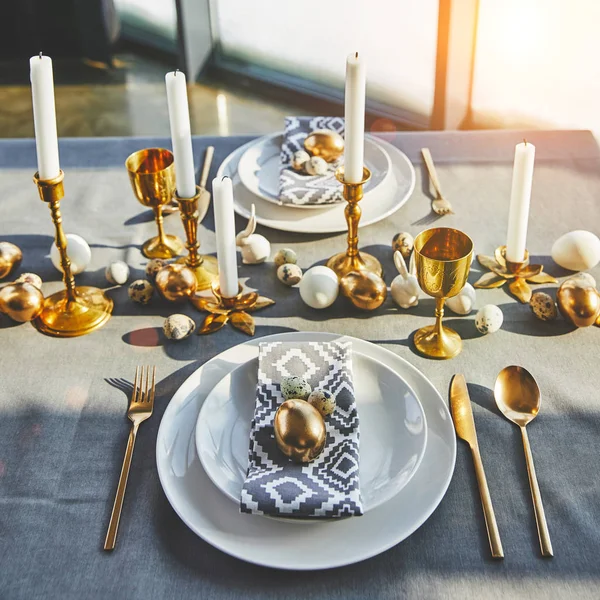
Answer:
[303, 129, 345, 163]
[155, 264, 197, 302]
[340, 271, 387, 310]
[0, 242, 23, 280]
[0, 282, 44, 322]
[557, 275, 600, 327]
[274, 399, 326, 463]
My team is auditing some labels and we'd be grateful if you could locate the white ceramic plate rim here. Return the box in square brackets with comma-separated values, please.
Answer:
[195, 350, 428, 513]
[216, 135, 416, 234]
[156, 332, 456, 570]
[237, 133, 391, 209]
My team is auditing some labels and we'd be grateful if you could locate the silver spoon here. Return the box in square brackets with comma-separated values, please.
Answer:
[494, 366, 553, 557]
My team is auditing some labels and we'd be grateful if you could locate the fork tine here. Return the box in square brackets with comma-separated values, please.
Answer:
[145, 366, 151, 403]
[149, 366, 156, 407]
[132, 366, 141, 404]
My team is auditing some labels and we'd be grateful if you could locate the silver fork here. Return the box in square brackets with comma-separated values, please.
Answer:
[421, 147, 454, 215]
[104, 366, 156, 551]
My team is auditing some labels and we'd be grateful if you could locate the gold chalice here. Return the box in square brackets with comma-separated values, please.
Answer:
[413, 227, 473, 359]
[126, 148, 184, 259]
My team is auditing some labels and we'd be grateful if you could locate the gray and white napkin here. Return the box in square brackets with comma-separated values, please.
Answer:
[240, 340, 363, 518]
[278, 116, 345, 207]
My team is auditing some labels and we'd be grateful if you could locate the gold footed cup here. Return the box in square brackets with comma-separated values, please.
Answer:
[413, 227, 473, 359]
[126, 148, 184, 259]
[33, 171, 113, 337]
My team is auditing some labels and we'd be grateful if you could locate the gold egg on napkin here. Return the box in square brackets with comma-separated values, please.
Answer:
[274, 399, 326, 463]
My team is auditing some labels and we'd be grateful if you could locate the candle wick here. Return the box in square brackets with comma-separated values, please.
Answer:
[222, 176, 228, 182]
[523, 138, 527, 145]
[355, 51, 358, 58]
[175, 69, 179, 75]
[39, 52, 42, 59]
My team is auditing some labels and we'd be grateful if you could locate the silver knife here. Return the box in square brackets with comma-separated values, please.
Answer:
[450, 374, 504, 559]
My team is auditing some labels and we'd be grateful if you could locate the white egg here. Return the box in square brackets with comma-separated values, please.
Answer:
[50, 234, 91, 275]
[299, 266, 339, 309]
[475, 304, 503, 335]
[446, 283, 476, 315]
[105, 260, 130, 285]
[551, 230, 600, 271]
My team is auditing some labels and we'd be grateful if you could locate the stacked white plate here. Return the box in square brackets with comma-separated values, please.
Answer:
[215, 134, 416, 233]
[156, 332, 456, 570]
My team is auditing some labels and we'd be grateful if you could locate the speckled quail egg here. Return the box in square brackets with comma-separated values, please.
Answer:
[392, 232, 414, 260]
[291, 150, 310, 172]
[145, 258, 168, 281]
[15, 272, 42, 289]
[105, 260, 130, 285]
[281, 375, 312, 401]
[475, 304, 503, 334]
[304, 156, 328, 176]
[277, 263, 302, 286]
[274, 248, 297, 267]
[529, 291, 558, 321]
[307, 388, 336, 417]
[128, 279, 154, 305]
[163, 314, 196, 340]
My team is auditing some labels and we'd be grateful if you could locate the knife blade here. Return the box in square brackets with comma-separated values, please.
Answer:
[450, 374, 504, 559]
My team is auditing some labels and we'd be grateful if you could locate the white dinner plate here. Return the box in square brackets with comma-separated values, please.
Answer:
[237, 133, 391, 208]
[216, 135, 416, 234]
[156, 332, 456, 570]
[195, 352, 427, 514]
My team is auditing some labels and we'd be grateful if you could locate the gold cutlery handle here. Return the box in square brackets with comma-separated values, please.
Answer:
[104, 423, 139, 551]
[200, 146, 214, 189]
[521, 427, 553, 557]
[421, 148, 444, 199]
[471, 446, 504, 559]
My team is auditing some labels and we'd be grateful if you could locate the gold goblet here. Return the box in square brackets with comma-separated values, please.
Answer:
[125, 148, 184, 259]
[413, 227, 473, 359]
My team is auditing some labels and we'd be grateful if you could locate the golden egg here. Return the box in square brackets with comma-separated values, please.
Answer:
[0, 242, 23, 280]
[274, 399, 326, 463]
[0, 282, 44, 322]
[557, 275, 600, 327]
[303, 130, 345, 163]
[340, 270, 387, 310]
[155, 264, 197, 302]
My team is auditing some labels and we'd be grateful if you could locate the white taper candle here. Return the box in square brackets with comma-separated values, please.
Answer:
[506, 141, 536, 263]
[29, 54, 60, 180]
[165, 70, 196, 198]
[212, 176, 239, 297]
[344, 52, 366, 184]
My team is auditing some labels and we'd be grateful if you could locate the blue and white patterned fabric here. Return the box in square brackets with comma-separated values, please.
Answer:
[240, 340, 363, 518]
[278, 116, 345, 206]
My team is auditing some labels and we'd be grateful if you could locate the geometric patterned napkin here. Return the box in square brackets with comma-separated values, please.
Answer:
[240, 340, 363, 518]
[278, 116, 345, 207]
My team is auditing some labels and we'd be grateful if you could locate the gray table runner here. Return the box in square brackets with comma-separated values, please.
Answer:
[0, 130, 599, 599]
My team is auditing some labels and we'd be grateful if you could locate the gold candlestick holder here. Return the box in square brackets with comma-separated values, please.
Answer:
[175, 185, 219, 291]
[326, 167, 383, 278]
[191, 282, 274, 336]
[32, 171, 113, 337]
[474, 246, 557, 303]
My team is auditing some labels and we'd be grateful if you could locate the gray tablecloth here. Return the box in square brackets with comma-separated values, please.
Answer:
[1, 130, 599, 599]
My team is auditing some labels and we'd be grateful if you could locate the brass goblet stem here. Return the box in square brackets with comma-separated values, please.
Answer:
[175, 185, 219, 291]
[153, 205, 168, 249]
[32, 170, 113, 337]
[326, 166, 383, 278]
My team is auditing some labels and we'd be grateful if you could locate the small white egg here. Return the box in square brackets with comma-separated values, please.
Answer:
[551, 230, 600, 271]
[274, 248, 297, 267]
[304, 156, 328, 176]
[15, 273, 42, 290]
[291, 150, 310, 172]
[277, 263, 303, 286]
[475, 304, 503, 334]
[105, 261, 130, 285]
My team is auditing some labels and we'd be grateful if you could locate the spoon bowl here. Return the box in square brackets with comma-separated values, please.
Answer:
[494, 365, 541, 427]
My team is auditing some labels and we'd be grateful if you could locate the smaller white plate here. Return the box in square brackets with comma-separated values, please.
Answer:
[237, 134, 391, 209]
[195, 352, 428, 514]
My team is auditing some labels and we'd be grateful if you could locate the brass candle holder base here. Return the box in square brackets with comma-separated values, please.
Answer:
[175, 186, 219, 290]
[34, 286, 113, 338]
[326, 167, 383, 279]
[474, 246, 557, 303]
[33, 171, 113, 338]
[143, 234, 184, 260]
[191, 282, 274, 336]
